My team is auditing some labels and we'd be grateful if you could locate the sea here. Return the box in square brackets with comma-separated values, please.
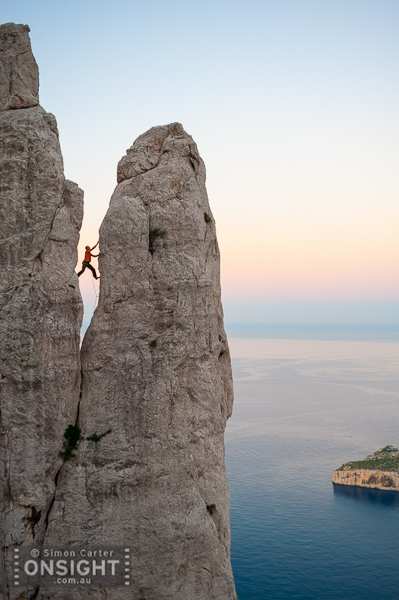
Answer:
[224, 324, 399, 600]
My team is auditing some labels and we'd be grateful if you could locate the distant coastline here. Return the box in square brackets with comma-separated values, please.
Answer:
[333, 446, 399, 492]
[224, 322, 399, 342]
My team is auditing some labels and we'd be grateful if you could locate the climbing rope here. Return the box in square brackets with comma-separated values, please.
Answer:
[91, 275, 99, 310]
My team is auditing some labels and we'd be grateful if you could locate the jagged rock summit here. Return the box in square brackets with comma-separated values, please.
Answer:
[0, 22, 236, 600]
[0, 23, 39, 111]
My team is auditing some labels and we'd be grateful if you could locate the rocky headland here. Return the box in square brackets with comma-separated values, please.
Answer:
[333, 445, 399, 491]
[0, 22, 237, 600]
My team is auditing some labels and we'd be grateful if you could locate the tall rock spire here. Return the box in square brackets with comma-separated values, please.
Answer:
[0, 23, 83, 599]
[44, 123, 237, 599]
[0, 23, 39, 111]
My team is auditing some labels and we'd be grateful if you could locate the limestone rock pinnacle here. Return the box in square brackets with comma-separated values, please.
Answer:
[0, 23, 39, 111]
[0, 23, 83, 599]
[44, 123, 237, 599]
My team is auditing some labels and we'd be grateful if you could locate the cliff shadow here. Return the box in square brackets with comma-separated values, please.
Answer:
[333, 483, 399, 506]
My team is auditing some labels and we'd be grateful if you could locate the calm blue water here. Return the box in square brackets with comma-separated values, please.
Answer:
[225, 326, 399, 600]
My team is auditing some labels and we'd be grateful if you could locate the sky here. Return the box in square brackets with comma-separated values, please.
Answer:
[2, 0, 398, 325]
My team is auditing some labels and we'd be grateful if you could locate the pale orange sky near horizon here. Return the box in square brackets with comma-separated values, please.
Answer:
[76, 138, 398, 320]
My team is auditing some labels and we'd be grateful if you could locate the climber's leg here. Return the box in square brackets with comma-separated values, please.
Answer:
[77, 262, 87, 277]
[87, 263, 98, 279]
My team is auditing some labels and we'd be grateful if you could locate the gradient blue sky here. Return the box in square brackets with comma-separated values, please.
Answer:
[2, 0, 398, 324]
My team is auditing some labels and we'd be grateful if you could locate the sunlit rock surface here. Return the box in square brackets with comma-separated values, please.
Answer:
[0, 21, 236, 600]
[333, 446, 399, 491]
[0, 22, 83, 599]
[44, 123, 237, 599]
[0, 23, 39, 111]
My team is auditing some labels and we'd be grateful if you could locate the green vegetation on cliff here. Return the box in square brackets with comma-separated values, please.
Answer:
[336, 445, 399, 472]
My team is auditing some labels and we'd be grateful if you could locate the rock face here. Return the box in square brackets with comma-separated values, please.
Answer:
[333, 446, 399, 491]
[333, 468, 399, 491]
[0, 22, 83, 599]
[44, 123, 237, 599]
[0, 22, 236, 600]
[0, 23, 39, 111]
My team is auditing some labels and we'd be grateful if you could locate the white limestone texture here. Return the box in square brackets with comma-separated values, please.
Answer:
[333, 468, 399, 491]
[0, 23, 39, 111]
[0, 22, 83, 600]
[44, 123, 237, 599]
[0, 20, 236, 600]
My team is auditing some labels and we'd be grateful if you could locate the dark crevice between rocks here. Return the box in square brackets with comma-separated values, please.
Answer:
[28, 586, 39, 600]
[189, 156, 198, 172]
[206, 503, 216, 516]
[3, 429, 13, 506]
[43, 463, 62, 535]
[33, 367, 83, 597]
[206, 502, 223, 540]
[1, 545, 10, 600]
[24, 506, 41, 539]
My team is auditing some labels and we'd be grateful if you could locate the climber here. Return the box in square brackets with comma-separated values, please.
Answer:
[77, 241, 100, 279]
